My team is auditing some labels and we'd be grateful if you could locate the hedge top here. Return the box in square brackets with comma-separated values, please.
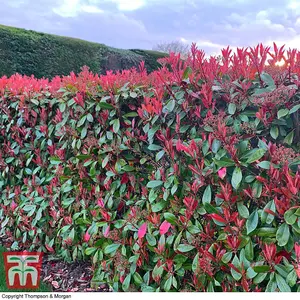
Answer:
[0, 24, 167, 78]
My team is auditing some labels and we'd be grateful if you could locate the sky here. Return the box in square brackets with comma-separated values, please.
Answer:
[1, 0, 300, 55]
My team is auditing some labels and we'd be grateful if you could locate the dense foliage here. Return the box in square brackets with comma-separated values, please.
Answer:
[0, 25, 166, 78]
[0, 43, 300, 292]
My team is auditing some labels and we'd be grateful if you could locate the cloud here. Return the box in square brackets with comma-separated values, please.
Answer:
[0, 0, 299, 55]
[53, 0, 104, 17]
[109, 0, 146, 11]
[287, 0, 300, 14]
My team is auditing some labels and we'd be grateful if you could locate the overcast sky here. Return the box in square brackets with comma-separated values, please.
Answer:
[1, 0, 300, 55]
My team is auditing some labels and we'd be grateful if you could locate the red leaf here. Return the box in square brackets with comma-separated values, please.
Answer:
[138, 223, 147, 239]
[228, 263, 242, 274]
[84, 231, 90, 242]
[188, 165, 202, 176]
[45, 244, 54, 253]
[159, 220, 171, 235]
[295, 266, 300, 279]
[51, 281, 60, 289]
[264, 208, 276, 216]
[218, 167, 227, 179]
[209, 214, 226, 224]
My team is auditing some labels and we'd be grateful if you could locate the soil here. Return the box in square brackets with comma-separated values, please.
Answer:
[41, 256, 111, 292]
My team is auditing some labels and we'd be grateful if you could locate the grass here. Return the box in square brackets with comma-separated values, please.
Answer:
[0, 245, 51, 292]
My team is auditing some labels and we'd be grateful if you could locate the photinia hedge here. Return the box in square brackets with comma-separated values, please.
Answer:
[1, 43, 300, 292]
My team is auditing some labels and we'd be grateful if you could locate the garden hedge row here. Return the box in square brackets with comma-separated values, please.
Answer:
[0, 24, 166, 78]
[0, 43, 300, 292]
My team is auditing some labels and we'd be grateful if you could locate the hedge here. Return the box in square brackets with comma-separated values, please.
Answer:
[0, 24, 166, 78]
[0, 43, 300, 292]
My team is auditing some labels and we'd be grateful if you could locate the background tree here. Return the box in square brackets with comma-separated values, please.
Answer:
[152, 40, 189, 58]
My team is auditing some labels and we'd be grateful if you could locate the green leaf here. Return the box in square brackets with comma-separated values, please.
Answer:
[284, 209, 297, 225]
[113, 119, 120, 133]
[173, 231, 182, 251]
[183, 66, 192, 80]
[147, 180, 163, 188]
[164, 213, 177, 225]
[246, 267, 257, 279]
[237, 202, 249, 219]
[202, 185, 212, 204]
[256, 161, 271, 169]
[253, 273, 268, 284]
[177, 244, 195, 252]
[123, 165, 135, 172]
[245, 240, 254, 261]
[270, 126, 279, 139]
[222, 252, 232, 264]
[246, 210, 258, 234]
[228, 103, 236, 115]
[276, 223, 290, 246]
[171, 184, 178, 195]
[295, 207, 300, 216]
[165, 99, 175, 112]
[146, 234, 156, 246]
[275, 273, 291, 292]
[214, 158, 236, 167]
[231, 167, 242, 189]
[156, 150, 165, 162]
[192, 253, 200, 272]
[25, 168, 32, 175]
[86, 113, 93, 122]
[230, 255, 242, 281]
[30, 99, 39, 105]
[102, 155, 109, 168]
[104, 243, 120, 255]
[148, 144, 162, 151]
[122, 274, 131, 291]
[81, 126, 87, 139]
[85, 247, 97, 255]
[49, 157, 61, 165]
[284, 130, 294, 145]
[98, 102, 114, 109]
[212, 139, 221, 153]
[151, 201, 167, 212]
[5, 157, 14, 163]
[153, 265, 164, 279]
[277, 108, 289, 119]
[252, 265, 270, 273]
[289, 104, 300, 114]
[124, 112, 138, 118]
[187, 225, 201, 234]
[261, 72, 275, 87]
[164, 276, 173, 292]
[77, 115, 87, 127]
[245, 148, 265, 163]
[261, 200, 276, 224]
[76, 154, 92, 160]
[286, 269, 297, 287]
[256, 227, 277, 237]
[204, 202, 219, 214]
[133, 273, 143, 286]
[266, 278, 277, 292]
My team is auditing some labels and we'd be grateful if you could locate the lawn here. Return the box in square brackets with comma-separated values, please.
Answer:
[0, 246, 51, 292]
